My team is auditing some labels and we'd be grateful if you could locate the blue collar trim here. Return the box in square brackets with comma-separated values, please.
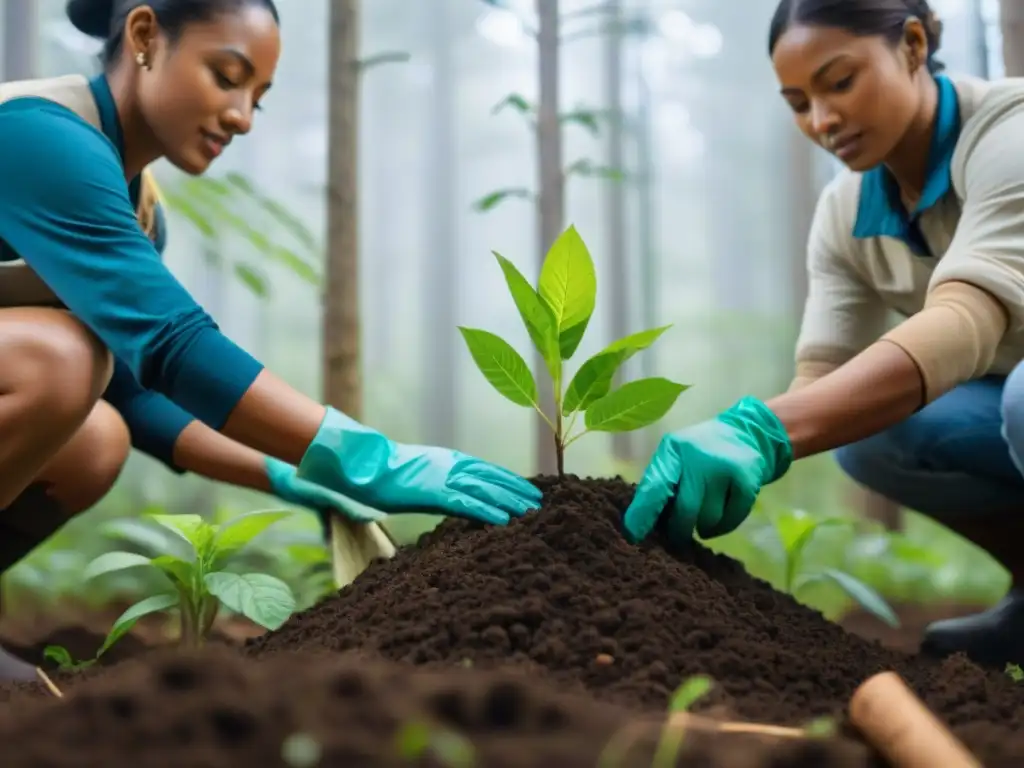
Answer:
[851, 74, 960, 256]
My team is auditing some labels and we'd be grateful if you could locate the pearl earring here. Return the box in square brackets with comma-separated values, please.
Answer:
[136, 51, 147, 68]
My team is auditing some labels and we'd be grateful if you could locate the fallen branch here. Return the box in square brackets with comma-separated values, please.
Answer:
[35, 667, 63, 699]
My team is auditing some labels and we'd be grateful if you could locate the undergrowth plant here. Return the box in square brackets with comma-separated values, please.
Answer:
[459, 224, 688, 475]
[769, 509, 899, 628]
[45, 510, 297, 670]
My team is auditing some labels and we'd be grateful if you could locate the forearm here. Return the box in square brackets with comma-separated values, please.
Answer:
[171, 418, 274, 492]
[768, 281, 1008, 460]
[768, 341, 923, 459]
[220, 369, 327, 466]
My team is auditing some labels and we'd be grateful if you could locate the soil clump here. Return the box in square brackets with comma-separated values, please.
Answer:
[249, 475, 1024, 763]
[0, 475, 1022, 765]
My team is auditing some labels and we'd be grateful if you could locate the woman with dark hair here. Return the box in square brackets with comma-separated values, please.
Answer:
[623, 0, 1024, 668]
[0, 0, 540, 678]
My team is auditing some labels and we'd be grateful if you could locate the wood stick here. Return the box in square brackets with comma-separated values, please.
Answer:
[34, 667, 63, 699]
[849, 671, 979, 768]
[668, 711, 808, 739]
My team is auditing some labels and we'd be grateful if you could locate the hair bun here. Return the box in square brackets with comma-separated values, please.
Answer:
[66, 0, 116, 39]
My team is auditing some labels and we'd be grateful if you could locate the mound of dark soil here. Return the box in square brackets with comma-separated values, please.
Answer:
[0, 644, 869, 767]
[248, 475, 1024, 764]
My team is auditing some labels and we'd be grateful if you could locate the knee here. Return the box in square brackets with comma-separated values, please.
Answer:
[1001, 364, 1024, 468]
[9, 310, 113, 426]
[42, 401, 130, 515]
[834, 435, 896, 488]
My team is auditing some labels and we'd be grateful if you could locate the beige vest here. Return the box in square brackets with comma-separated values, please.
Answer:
[0, 74, 106, 308]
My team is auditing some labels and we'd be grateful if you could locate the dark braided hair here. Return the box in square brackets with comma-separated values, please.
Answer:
[768, 0, 945, 74]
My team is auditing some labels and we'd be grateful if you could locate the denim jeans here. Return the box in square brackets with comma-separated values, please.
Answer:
[834, 363, 1024, 518]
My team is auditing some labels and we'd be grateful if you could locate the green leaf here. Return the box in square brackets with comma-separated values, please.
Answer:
[204, 572, 296, 630]
[150, 514, 206, 547]
[603, 325, 673, 355]
[584, 377, 688, 432]
[213, 510, 294, 561]
[565, 158, 627, 181]
[472, 188, 534, 212]
[799, 569, 900, 629]
[562, 326, 672, 414]
[395, 720, 432, 759]
[537, 225, 597, 359]
[42, 645, 75, 669]
[559, 109, 603, 136]
[803, 717, 837, 738]
[492, 252, 560, 378]
[492, 92, 534, 116]
[458, 327, 538, 407]
[150, 555, 195, 589]
[356, 50, 411, 71]
[233, 262, 269, 298]
[563, 351, 623, 414]
[83, 551, 154, 581]
[96, 593, 180, 658]
[668, 674, 713, 713]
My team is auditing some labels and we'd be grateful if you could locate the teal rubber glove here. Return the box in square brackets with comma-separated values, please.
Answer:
[623, 396, 793, 548]
[295, 407, 542, 525]
[265, 455, 386, 528]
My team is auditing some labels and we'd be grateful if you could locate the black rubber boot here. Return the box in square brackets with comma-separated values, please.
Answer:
[920, 589, 1024, 668]
[0, 484, 66, 681]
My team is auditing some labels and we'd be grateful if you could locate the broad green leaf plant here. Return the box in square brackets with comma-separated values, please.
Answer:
[459, 224, 688, 475]
[45, 510, 298, 670]
[770, 508, 900, 628]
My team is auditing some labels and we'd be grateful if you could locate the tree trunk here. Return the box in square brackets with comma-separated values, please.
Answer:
[534, 0, 562, 475]
[422, 0, 457, 446]
[325, 0, 363, 416]
[1001, 0, 1024, 77]
[603, 0, 633, 464]
[2, 0, 36, 81]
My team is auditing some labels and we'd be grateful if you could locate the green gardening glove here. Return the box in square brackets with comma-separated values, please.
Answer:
[265, 456, 385, 538]
[295, 407, 542, 526]
[622, 396, 793, 549]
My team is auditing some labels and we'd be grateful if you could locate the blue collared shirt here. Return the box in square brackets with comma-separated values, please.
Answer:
[852, 74, 961, 257]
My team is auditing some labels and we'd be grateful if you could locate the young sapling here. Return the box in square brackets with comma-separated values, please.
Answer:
[769, 508, 900, 628]
[46, 510, 298, 668]
[459, 224, 688, 475]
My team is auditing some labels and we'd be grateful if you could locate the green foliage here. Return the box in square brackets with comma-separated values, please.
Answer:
[770, 509, 900, 628]
[68, 510, 298, 664]
[1006, 663, 1023, 682]
[472, 91, 625, 213]
[160, 171, 321, 298]
[394, 720, 476, 767]
[652, 675, 714, 767]
[459, 225, 688, 473]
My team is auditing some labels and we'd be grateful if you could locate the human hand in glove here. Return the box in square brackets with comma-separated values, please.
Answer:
[622, 396, 792, 549]
[292, 407, 542, 525]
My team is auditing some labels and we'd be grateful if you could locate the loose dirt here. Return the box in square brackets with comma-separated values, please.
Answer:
[1, 475, 1022, 766]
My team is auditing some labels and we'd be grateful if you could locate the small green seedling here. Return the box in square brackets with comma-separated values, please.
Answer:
[395, 719, 476, 767]
[651, 674, 714, 768]
[459, 225, 688, 475]
[771, 509, 899, 628]
[57, 510, 298, 664]
[1005, 662, 1023, 682]
[597, 674, 713, 767]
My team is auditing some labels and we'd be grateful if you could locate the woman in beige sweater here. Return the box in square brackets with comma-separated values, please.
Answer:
[623, 0, 1024, 668]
